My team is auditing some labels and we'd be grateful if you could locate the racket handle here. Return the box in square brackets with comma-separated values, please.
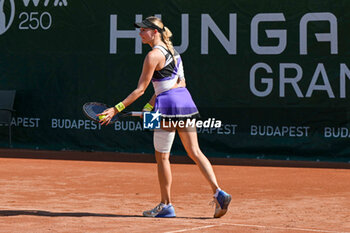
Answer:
[128, 111, 143, 117]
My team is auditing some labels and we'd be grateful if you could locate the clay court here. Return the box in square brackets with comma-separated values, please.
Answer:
[0, 149, 349, 233]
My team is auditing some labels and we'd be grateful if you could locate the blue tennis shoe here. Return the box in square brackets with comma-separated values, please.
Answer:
[213, 190, 231, 218]
[143, 203, 176, 218]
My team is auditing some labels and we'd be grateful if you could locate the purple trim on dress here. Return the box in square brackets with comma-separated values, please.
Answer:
[152, 75, 176, 82]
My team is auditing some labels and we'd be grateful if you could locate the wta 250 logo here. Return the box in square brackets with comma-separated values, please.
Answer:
[0, 0, 15, 35]
[0, 0, 68, 35]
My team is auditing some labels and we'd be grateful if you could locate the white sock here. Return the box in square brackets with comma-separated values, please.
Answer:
[214, 188, 221, 198]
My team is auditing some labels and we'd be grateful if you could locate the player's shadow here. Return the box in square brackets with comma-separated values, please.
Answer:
[0, 210, 211, 219]
[0, 210, 141, 218]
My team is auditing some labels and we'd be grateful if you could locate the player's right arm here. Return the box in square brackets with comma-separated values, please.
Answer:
[99, 50, 162, 125]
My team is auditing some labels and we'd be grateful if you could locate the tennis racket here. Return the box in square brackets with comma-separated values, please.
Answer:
[82, 102, 142, 124]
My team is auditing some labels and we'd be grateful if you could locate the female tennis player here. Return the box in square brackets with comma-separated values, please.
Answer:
[98, 16, 231, 218]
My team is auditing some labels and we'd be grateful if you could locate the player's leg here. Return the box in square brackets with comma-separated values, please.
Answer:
[177, 126, 219, 193]
[143, 128, 176, 217]
[155, 150, 172, 204]
[177, 126, 231, 218]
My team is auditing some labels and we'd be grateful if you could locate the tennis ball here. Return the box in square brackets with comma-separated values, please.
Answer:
[98, 115, 107, 121]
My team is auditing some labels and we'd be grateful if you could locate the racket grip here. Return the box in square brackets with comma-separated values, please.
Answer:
[129, 111, 143, 117]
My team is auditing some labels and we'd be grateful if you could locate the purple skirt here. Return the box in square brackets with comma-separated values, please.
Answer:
[155, 87, 200, 119]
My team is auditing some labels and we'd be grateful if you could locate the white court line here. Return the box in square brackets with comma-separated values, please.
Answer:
[164, 222, 350, 233]
[221, 223, 350, 233]
[164, 225, 218, 233]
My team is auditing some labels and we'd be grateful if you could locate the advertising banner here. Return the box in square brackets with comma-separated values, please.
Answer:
[1, 0, 350, 161]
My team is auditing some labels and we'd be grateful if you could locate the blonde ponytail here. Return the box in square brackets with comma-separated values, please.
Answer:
[162, 26, 175, 57]
[146, 16, 177, 65]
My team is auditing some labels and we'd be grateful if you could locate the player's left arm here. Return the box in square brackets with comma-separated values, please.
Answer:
[143, 94, 156, 112]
